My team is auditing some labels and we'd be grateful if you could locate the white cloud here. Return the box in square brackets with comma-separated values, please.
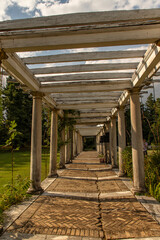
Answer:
[0, 0, 12, 21]
[11, 0, 37, 12]
[36, 0, 160, 16]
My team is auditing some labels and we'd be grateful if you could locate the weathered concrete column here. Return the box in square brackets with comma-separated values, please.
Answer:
[69, 128, 73, 161]
[77, 132, 81, 155]
[28, 92, 43, 194]
[80, 135, 83, 152]
[106, 122, 111, 163]
[59, 127, 65, 169]
[111, 116, 117, 167]
[73, 130, 77, 157]
[48, 109, 58, 177]
[66, 128, 71, 163]
[118, 107, 126, 176]
[130, 89, 145, 193]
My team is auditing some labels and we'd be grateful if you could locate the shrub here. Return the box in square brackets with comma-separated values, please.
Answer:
[0, 175, 30, 223]
[122, 146, 133, 178]
[145, 151, 160, 200]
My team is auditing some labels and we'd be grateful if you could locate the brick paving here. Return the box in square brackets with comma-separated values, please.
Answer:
[4, 151, 160, 240]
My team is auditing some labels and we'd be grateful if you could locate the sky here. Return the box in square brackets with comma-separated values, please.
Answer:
[0, 0, 160, 101]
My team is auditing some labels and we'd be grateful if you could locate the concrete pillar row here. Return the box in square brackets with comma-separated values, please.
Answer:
[110, 116, 117, 167]
[48, 109, 58, 177]
[106, 122, 111, 163]
[59, 127, 65, 169]
[130, 89, 145, 193]
[28, 92, 43, 194]
[118, 106, 126, 177]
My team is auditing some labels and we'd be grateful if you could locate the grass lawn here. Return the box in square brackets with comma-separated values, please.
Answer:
[0, 149, 60, 193]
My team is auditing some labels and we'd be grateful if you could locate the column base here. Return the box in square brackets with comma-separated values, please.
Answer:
[112, 164, 118, 169]
[0, 225, 3, 234]
[131, 187, 146, 195]
[59, 163, 66, 169]
[27, 186, 44, 195]
[118, 171, 125, 177]
[48, 173, 58, 178]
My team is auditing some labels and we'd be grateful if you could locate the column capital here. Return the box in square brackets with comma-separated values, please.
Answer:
[0, 49, 8, 64]
[31, 91, 44, 98]
[128, 87, 141, 95]
[117, 105, 125, 111]
[111, 115, 117, 120]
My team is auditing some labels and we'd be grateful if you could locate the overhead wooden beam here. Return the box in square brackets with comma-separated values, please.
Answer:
[40, 80, 132, 93]
[56, 99, 117, 105]
[55, 96, 118, 102]
[31, 62, 138, 75]
[68, 112, 111, 118]
[38, 72, 132, 82]
[1, 53, 57, 110]
[76, 118, 107, 123]
[1, 25, 160, 52]
[51, 92, 122, 98]
[1, 9, 160, 31]
[57, 102, 117, 110]
[22, 50, 146, 65]
[1, 53, 40, 91]
[117, 44, 160, 110]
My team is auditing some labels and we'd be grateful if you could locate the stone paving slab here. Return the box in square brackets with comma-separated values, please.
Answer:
[47, 178, 97, 193]
[101, 197, 160, 239]
[61, 169, 116, 178]
[0, 232, 102, 240]
[7, 196, 104, 238]
[2, 151, 160, 240]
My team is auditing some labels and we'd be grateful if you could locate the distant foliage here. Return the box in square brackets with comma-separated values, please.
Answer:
[122, 146, 160, 201]
[122, 146, 133, 179]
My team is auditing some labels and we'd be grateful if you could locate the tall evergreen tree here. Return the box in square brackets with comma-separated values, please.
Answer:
[2, 80, 32, 147]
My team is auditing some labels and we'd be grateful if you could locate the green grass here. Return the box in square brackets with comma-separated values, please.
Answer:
[0, 149, 60, 193]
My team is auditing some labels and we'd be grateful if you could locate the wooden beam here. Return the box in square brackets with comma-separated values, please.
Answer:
[56, 100, 117, 105]
[117, 44, 160, 110]
[55, 96, 118, 102]
[76, 118, 107, 123]
[68, 112, 111, 117]
[1, 9, 160, 31]
[51, 92, 122, 98]
[22, 50, 146, 65]
[2, 53, 40, 91]
[31, 62, 138, 74]
[57, 102, 117, 110]
[1, 25, 160, 52]
[40, 80, 132, 93]
[38, 72, 132, 82]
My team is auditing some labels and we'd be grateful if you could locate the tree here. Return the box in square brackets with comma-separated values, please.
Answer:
[2, 80, 32, 147]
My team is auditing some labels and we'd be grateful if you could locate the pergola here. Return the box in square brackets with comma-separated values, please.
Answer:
[0, 8, 160, 194]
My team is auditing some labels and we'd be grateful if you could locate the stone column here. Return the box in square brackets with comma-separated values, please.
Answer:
[28, 92, 43, 194]
[130, 89, 145, 193]
[69, 128, 73, 162]
[111, 116, 117, 167]
[106, 122, 111, 163]
[77, 132, 81, 155]
[48, 109, 58, 177]
[118, 107, 126, 176]
[59, 127, 65, 169]
[66, 128, 71, 163]
[73, 130, 77, 157]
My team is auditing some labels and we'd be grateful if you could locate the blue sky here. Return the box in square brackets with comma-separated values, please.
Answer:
[0, 0, 160, 100]
[1, 0, 160, 21]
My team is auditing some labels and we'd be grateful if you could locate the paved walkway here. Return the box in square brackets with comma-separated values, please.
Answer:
[1, 151, 160, 240]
